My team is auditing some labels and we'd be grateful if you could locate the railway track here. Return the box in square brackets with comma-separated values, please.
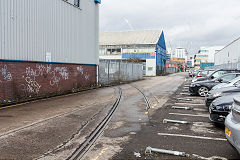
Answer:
[68, 87, 122, 160]
[130, 84, 151, 110]
[67, 85, 152, 160]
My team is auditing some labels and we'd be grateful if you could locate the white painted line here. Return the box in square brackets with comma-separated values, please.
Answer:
[180, 93, 191, 95]
[175, 102, 203, 106]
[157, 133, 227, 141]
[193, 108, 207, 112]
[169, 113, 209, 118]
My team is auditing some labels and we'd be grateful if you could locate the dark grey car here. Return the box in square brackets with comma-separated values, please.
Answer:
[225, 96, 240, 154]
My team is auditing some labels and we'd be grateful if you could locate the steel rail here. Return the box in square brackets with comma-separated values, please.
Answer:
[68, 87, 122, 160]
[130, 85, 151, 110]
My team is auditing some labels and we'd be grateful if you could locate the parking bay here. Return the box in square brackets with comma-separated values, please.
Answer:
[114, 80, 240, 159]
[153, 81, 239, 159]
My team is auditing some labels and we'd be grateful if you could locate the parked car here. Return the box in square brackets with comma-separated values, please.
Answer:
[189, 69, 201, 78]
[212, 76, 240, 90]
[225, 96, 240, 154]
[209, 94, 240, 124]
[206, 86, 240, 107]
[192, 69, 240, 83]
[190, 73, 240, 97]
[197, 69, 215, 78]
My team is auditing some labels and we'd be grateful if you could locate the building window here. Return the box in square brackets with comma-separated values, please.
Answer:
[74, 0, 80, 7]
[148, 67, 153, 71]
[106, 48, 121, 55]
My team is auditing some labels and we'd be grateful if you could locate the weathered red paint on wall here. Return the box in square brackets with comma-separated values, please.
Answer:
[0, 61, 97, 105]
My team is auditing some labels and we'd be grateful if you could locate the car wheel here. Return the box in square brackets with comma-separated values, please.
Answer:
[198, 86, 209, 97]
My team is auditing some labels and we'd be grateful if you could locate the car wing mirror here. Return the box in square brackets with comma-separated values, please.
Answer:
[218, 78, 223, 83]
[211, 76, 214, 79]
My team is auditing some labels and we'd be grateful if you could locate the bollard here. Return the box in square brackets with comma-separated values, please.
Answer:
[163, 119, 188, 124]
[177, 98, 193, 101]
[172, 106, 191, 110]
[145, 146, 187, 157]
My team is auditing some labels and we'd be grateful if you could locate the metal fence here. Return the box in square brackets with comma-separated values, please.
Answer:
[98, 60, 143, 85]
[166, 67, 178, 74]
[206, 62, 240, 70]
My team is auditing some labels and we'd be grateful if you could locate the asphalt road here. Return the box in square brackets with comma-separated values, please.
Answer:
[0, 72, 238, 160]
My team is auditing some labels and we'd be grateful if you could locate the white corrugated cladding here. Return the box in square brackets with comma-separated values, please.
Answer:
[0, 0, 99, 65]
[215, 37, 240, 65]
[100, 30, 162, 45]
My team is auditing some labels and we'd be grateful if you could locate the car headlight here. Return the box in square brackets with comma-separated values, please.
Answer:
[213, 92, 222, 98]
[225, 105, 233, 110]
[216, 105, 223, 110]
[216, 104, 233, 111]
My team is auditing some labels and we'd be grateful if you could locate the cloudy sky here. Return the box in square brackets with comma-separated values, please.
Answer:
[99, 0, 240, 54]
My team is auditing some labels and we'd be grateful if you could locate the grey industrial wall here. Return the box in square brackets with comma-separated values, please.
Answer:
[0, 0, 99, 65]
[0, 0, 99, 105]
[215, 38, 240, 65]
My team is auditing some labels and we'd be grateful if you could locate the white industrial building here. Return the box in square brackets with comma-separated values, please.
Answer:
[215, 37, 240, 65]
[99, 30, 167, 76]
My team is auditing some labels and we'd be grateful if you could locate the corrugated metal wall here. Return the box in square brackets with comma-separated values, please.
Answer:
[0, 0, 99, 65]
[215, 38, 240, 65]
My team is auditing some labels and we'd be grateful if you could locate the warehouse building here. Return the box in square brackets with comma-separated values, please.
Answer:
[215, 37, 240, 65]
[0, 0, 100, 105]
[99, 30, 167, 76]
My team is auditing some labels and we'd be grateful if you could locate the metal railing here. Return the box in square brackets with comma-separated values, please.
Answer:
[98, 60, 143, 85]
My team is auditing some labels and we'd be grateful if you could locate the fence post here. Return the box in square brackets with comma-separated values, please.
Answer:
[108, 61, 110, 85]
[119, 61, 121, 83]
[132, 63, 134, 81]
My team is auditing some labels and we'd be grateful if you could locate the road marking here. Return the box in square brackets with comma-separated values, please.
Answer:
[0, 102, 29, 110]
[169, 113, 209, 118]
[157, 133, 227, 141]
[145, 112, 149, 115]
[91, 147, 108, 160]
[175, 102, 203, 106]
[180, 93, 191, 95]
[193, 108, 207, 112]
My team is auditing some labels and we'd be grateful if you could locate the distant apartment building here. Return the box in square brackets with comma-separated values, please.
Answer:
[199, 46, 223, 63]
[99, 30, 167, 76]
[187, 56, 194, 68]
[215, 37, 240, 65]
[194, 46, 223, 69]
[175, 48, 188, 60]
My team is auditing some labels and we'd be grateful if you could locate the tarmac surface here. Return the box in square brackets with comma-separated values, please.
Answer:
[0, 72, 239, 159]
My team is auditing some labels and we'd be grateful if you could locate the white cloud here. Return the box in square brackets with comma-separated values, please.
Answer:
[100, 0, 240, 54]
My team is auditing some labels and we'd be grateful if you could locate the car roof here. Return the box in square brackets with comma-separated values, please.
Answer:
[218, 73, 240, 78]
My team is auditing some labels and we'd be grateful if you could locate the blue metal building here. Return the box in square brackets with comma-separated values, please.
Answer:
[99, 30, 167, 76]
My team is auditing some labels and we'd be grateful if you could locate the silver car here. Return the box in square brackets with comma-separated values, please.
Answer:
[212, 76, 240, 90]
[225, 96, 240, 154]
